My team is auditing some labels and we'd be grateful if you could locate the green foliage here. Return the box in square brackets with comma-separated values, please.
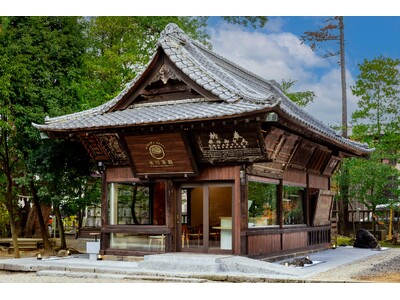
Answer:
[0, 204, 10, 237]
[337, 234, 354, 246]
[248, 181, 277, 218]
[280, 79, 316, 107]
[222, 16, 268, 29]
[351, 56, 400, 139]
[0, 17, 90, 237]
[26, 140, 100, 214]
[334, 155, 400, 211]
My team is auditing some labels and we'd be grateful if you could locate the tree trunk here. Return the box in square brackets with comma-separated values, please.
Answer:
[55, 205, 66, 249]
[337, 17, 350, 236]
[7, 203, 20, 259]
[2, 124, 20, 258]
[30, 179, 52, 251]
[131, 185, 139, 224]
[339, 16, 347, 138]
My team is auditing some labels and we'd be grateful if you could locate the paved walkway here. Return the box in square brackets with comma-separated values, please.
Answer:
[0, 246, 390, 282]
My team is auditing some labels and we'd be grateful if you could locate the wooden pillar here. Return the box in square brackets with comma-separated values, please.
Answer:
[277, 179, 283, 251]
[100, 167, 109, 254]
[278, 179, 283, 229]
[239, 166, 248, 255]
[165, 180, 175, 252]
[306, 173, 310, 226]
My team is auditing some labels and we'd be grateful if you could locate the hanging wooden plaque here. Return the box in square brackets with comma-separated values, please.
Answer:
[193, 123, 267, 164]
[124, 132, 197, 177]
[313, 190, 336, 226]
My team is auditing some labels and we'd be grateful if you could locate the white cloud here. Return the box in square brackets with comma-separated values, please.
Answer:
[264, 17, 286, 33]
[301, 69, 359, 127]
[209, 24, 359, 126]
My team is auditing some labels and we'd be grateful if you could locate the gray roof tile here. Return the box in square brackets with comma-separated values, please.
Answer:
[33, 23, 372, 155]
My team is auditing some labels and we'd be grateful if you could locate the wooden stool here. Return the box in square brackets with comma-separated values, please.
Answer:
[181, 225, 189, 248]
[148, 234, 165, 251]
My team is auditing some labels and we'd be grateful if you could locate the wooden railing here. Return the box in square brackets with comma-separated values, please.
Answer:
[246, 225, 331, 257]
[307, 227, 331, 246]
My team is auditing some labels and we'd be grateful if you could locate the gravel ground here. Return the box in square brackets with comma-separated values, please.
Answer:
[308, 247, 400, 282]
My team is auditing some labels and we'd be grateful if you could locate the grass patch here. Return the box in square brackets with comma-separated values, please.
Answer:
[336, 235, 354, 246]
[335, 233, 400, 248]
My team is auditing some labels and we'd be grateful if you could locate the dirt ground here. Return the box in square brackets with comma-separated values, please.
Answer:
[356, 273, 400, 282]
[0, 235, 87, 259]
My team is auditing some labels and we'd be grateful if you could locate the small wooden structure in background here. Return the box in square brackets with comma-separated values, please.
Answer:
[34, 24, 372, 259]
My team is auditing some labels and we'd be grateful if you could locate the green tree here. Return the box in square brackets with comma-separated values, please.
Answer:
[280, 79, 316, 107]
[0, 16, 87, 254]
[342, 155, 400, 234]
[28, 140, 97, 249]
[351, 56, 400, 140]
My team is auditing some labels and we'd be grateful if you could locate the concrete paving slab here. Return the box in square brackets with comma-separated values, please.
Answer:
[0, 246, 390, 282]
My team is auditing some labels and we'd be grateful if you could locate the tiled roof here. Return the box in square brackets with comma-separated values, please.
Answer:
[34, 98, 269, 131]
[33, 23, 372, 155]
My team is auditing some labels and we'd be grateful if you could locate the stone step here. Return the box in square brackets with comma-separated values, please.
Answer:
[138, 253, 233, 273]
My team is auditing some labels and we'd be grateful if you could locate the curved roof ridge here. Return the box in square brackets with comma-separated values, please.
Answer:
[158, 23, 272, 103]
[190, 35, 278, 93]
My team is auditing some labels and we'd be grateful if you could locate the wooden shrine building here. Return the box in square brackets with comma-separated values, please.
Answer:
[34, 23, 372, 258]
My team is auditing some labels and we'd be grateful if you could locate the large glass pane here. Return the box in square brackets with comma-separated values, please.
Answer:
[209, 186, 232, 250]
[181, 187, 203, 249]
[283, 186, 305, 225]
[110, 233, 165, 252]
[248, 181, 278, 227]
[108, 182, 165, 226]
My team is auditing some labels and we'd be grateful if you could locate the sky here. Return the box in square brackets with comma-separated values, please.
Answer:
[206, 16, 400, 128]
[4, 0, 400, 129]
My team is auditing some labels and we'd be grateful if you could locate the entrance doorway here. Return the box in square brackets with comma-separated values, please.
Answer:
[179, 183, 233, 253]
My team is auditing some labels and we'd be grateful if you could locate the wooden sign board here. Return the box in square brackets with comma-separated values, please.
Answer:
[79, 133, 129, 165]
[322, 156, 340, 176]
[313, 190, 335, 226]
[124, 132, 197, 177]
[193, 124, 267, 164]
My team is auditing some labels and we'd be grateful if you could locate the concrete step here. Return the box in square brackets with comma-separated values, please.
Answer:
[138, 253, 232, 273]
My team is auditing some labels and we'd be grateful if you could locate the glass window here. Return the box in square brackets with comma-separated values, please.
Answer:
[248, 181, 278, 227]
[107, 182, 166, 225]
[110, 233, 165, 252]
[283, 186, 305, 225]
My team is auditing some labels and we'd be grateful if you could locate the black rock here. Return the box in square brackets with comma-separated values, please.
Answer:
[353, 228, 380, 249]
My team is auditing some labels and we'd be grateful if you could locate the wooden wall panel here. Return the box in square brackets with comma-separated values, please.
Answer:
[282, 231, 307, 250]
[106, 167, 137, 182]
[247, 234, 281, 256]
[283, 168, 307, 187]
[196, 166, 239, 181]
[308, 174, 329, 189]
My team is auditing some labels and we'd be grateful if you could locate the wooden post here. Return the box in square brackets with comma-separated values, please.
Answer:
[306, 173, 310, 226]
[277, 179, 283, 250]
[239, 165, 248, 255]
[100, 167, 109, 254]
[165, 180, 175, 252]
